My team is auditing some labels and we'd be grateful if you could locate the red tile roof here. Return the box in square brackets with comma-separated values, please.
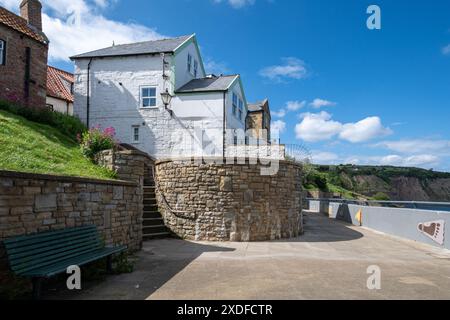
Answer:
[47, 66, 74, 103]
[0, 6, 48, 44]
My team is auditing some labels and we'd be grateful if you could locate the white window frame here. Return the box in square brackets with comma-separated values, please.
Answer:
[193, 60, 198, 78]
[187, 53, 192, 73]
[132, 126, 140, 143]
[232, 93, 238, 117]
[140, 86, 157, 109]
[238, 99, 244, 121]
[0, 39, 5, 65]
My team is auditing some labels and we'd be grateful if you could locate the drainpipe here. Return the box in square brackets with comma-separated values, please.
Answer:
[223, 91, 226, 159]
[86, 58, 93, 128]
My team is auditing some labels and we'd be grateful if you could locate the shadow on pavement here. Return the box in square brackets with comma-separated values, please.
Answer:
[282, 212, 364, 243]
[42, 240, 235, 300]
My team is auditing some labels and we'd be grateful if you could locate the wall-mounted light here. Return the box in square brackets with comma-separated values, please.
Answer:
[161, 89, 173, 117]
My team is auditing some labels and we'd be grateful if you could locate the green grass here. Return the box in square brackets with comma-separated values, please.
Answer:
[0, 110, 116, 179]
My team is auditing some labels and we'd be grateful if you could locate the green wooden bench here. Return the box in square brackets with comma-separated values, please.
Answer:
[3, 225, 126, 299]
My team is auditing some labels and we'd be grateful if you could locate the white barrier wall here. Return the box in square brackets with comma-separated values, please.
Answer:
[310, 200, 450, 250]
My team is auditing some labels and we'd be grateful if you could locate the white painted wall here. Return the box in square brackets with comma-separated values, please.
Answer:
[174, 41, 205, 90]
[73, 51, 225, 159]
[46, 96, 73, 115]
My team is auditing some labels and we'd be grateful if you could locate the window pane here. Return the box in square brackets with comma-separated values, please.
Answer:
[143, 98, 151, 107]
[142, 88, 150, 97]
[149, 88, 156, 97]
[149, 98, 156, 107]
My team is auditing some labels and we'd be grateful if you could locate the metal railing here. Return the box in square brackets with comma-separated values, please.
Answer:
[306, 198, 450, 212]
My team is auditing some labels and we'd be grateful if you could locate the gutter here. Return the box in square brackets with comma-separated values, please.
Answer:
[223, 92, 226, 159]
[86, 58, 93, 128]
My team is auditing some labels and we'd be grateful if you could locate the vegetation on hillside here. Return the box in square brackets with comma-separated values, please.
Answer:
[303, 164, 450, 200]
[0, 109, 115, 179]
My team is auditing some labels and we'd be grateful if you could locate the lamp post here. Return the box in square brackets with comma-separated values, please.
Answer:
[161, 89, 173, 117]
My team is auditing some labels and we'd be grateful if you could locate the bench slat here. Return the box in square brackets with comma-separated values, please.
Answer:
[4, 226, 97, 250]
[23, 246, 127, 277]
[7, 232, 100, 257]
[12, 245, 103, 275]
[3, 226, 127, 280]
[9, 239, 102, 270]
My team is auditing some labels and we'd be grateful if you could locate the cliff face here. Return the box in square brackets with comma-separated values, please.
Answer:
[352, 175, 450, 201]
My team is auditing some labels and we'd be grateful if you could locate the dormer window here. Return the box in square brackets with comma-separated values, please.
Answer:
[232, 93, 238, 116]
[193, 60, 198, 78]
[238, 99, 244, 121]
[187, 53, 192, 73]
[0, 39, 5, 65]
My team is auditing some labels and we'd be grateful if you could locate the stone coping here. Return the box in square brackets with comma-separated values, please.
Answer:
[0, 170, 137, 186]
[155, 157, 302, 167]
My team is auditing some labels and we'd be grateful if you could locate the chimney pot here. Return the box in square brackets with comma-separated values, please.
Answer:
[20, 0, 43, 31]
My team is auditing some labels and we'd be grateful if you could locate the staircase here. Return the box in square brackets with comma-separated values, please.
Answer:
[142, 165, 171, 240]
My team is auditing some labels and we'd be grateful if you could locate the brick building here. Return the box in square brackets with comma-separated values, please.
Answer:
[0, 0, 49, 108]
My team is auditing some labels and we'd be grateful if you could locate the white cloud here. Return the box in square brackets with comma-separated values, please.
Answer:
[295, 111, 343, 142]
[311, 151, 339, 164]
[271, 109, 286, 118]
[204, 58, 230, 75]
[339, 117, 393, 143]
[0, 0, 165, 62]
[295, 112, 392, 143]
[442, 44, 450, 55]
[309, 98, 336, 109]
[286, 100, 306, 111]
[259, 57, 308, 82]
[271, 120, 286, 134]
[213, 0, 255, 9]
[379, 154, 440, 168]
[375, 139, 450, 155]
[0, 0, 18, 10]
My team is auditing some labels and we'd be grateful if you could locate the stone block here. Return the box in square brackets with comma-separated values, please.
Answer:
[35, 194, 57, 212]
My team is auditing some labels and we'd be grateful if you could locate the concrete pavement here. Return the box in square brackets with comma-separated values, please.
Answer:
[53, 212, 450, 300]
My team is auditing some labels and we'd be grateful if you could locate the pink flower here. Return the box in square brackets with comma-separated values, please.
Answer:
[103, 127, 116, 137]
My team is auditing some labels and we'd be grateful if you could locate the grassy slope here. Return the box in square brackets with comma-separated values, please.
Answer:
[0, 110, 115, 179]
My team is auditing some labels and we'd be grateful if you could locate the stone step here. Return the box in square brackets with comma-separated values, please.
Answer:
[143, 232, 171, 240]
[143, 225, 169, 234]
[143, 218, 164, 226]
[143, 199, 157, 205]
[144, 205, 158, 211]
[143, 211, 162, 219]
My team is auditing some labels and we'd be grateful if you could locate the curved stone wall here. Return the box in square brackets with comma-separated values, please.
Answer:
[154, 158, 303, 241]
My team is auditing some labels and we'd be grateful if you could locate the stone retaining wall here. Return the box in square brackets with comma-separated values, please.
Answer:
[0, 170, 143, 274]
[155, 158, 303, 241]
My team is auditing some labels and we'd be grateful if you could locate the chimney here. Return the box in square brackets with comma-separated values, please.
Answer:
[20, 0, 42, 31]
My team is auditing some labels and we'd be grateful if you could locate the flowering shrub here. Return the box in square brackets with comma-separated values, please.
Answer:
[79, 126, 118, 160]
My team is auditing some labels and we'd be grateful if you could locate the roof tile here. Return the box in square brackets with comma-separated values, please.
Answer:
[0, 6, 48, 44]
[47, 66, 74, 103]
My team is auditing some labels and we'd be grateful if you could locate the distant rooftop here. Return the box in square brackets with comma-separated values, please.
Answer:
[70, 35, 193, 59]
[248, 99, 268, 112]
[47, 66, 74, 103]
[176, 75, 239, 93]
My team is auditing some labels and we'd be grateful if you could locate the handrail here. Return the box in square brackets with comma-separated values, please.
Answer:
[305, 198, 450, 210]
[150, 166, 197, 221]
[306, 198, 450, 206]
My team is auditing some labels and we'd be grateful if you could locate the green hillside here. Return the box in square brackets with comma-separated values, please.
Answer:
[304, 164, 450, 201]
[0, 110, 115, 179]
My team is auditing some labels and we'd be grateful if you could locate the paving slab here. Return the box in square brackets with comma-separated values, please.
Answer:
[47, 212, 450, 300]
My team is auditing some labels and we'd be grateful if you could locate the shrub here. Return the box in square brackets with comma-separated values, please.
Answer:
[373, 192, 390, 201]
[0, 99, 86, 140]
[79, 126, 118, 160]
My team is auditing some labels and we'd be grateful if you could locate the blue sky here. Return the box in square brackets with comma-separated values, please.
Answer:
[2, 0, 449, 171]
